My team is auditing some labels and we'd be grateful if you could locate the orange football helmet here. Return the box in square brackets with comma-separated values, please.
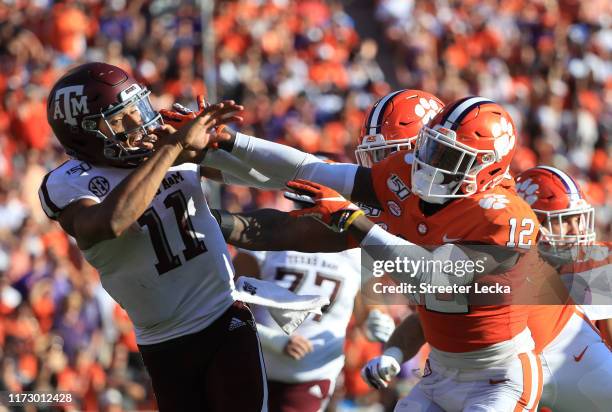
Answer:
[411, 96, 517, 203]
[355, 89, 444, 167]
[516, 166, 595, 246]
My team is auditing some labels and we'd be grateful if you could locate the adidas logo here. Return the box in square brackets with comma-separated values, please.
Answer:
[308, 384, 323, 398]
[229, 317, 245, 331]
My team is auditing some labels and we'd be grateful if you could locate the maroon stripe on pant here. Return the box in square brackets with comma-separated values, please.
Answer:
[267, 379, 332, 412]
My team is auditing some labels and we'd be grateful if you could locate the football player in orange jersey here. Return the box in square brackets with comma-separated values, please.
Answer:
[354, 90, 444, 167]
[362, 166, 612, 411]
[515, 166, 612, 412]
[211, 96, 546, 411]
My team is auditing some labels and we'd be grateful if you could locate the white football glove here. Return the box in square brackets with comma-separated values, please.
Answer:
[361, 347, 403, 389]
[365, 309, 395, 342]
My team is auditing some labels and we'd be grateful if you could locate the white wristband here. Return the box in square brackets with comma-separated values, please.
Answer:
[383, 346, 404, 365]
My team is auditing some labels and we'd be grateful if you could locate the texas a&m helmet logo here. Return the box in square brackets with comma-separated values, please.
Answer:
[52, 85, 89, 126]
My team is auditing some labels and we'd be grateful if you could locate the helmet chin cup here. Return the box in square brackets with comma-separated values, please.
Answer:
[412, 167, 452, 204]
[418, 193, 449, 204]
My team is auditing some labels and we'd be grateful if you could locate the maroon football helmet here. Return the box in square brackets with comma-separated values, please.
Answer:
[47, 62, 162, 167]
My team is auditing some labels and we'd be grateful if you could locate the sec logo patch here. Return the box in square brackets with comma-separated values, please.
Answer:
[89, 176, 110, 197]
[417, 223, 428, 235]
[387, 200, 402, 217]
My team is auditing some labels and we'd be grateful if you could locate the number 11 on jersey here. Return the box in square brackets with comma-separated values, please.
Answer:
[138, 190, 207, 275]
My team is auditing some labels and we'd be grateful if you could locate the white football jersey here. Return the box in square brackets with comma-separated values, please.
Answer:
[39, 160, 235, 344]
[249, 249, 361, 383]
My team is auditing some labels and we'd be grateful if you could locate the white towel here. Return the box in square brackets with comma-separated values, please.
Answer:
[232, 276, 330, 334]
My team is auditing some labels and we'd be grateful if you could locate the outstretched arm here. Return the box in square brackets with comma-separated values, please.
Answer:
[200, 149, 285, 189]
[217, 128, 378, 204]
[211, 208, 351, 252]
[160, 97, 378, 203]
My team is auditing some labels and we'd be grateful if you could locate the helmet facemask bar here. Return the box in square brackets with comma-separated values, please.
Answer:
[82, 86, 162, 166]
[537, 206, 596, 248]
[355, 136, 415, 167]
[411, 126, 492, 202]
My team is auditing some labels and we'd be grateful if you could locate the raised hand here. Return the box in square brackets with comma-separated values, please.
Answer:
[159, 96, 207, 129]
[151, 102, 243, 153]
[160, 96, 243, 130]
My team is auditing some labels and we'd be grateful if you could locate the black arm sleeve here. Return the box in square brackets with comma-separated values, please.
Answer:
[210, 208, 236, 241]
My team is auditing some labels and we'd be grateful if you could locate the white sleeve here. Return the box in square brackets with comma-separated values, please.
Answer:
[360, 225, 475, 285]
[230, 132, 358, 196]
[38, 171, 101, 220]
[256, 323, 289, 354]
[202, 149, 285, 189]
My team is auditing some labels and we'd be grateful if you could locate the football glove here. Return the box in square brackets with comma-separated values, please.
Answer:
[365, 309, 395, 343]
[159, 95, 208, 129]
[361, 348, 403, 389]
[285, 179, 364, 233]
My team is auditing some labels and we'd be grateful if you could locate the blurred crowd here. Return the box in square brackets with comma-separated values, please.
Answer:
[0, 0, 609, 411]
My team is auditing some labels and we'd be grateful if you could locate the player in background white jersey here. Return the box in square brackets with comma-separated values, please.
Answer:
[234, 248, 395, 412]
[228, 150, 394, 412]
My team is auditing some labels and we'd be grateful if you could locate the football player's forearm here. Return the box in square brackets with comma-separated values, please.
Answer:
[350, 217, 475, 286]
[385, 313, 425, 361]
[221, 209, 349, 252]
[220, 129, 358, 196]
[202, 149, 285, 189]
[219, 129, 317, 181]
[104, 142, 183, 237]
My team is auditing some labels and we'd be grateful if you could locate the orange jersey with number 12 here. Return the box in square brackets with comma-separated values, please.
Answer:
[370, 152, 540, 352]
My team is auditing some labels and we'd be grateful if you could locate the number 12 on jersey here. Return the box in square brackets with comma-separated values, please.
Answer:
[138, 190, 207, 275]
[506, 218, 535, 248]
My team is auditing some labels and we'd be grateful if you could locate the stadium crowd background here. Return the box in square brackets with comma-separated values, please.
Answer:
[0, 0, 609, 411]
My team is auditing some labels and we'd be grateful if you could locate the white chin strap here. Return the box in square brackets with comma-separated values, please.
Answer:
[412, 168, 452, 204]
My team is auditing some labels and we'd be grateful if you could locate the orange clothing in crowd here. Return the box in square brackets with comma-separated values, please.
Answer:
[50, 3, 95, 60]
[114, 304, 138, 352]
[58, 362, 106, 411]
[343, 324, 383, 398]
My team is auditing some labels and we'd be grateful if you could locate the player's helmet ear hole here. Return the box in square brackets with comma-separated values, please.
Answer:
[489, 168, 501, 176]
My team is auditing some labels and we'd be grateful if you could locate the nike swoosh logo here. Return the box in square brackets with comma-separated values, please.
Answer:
[573, 346, 588, 362]
[489, 378, 509, 385]
[443, 234, 461, 243]
[320, 197, 348, 202]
